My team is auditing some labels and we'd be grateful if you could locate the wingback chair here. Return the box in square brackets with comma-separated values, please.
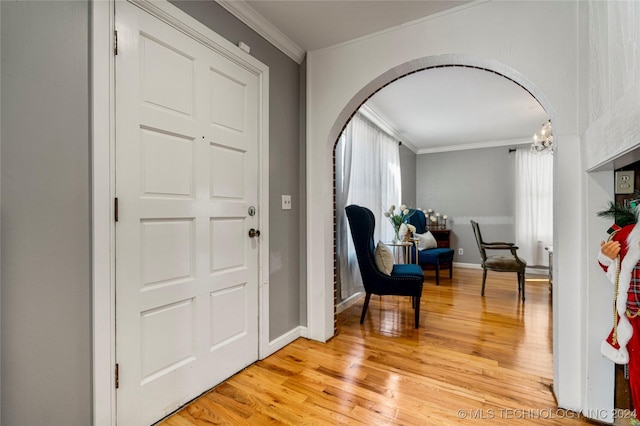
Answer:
[407, 209, 455, 285]
[345, 205, 425, 328]
[470, 220, 527, 302]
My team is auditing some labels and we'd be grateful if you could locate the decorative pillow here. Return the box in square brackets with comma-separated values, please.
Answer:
[416, 231, 437, 250]
[374, 241, 394, 275]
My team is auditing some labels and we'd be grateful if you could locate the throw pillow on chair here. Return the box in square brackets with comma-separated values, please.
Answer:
[374, 241, 394, 275]
[416, 231, 437, 250]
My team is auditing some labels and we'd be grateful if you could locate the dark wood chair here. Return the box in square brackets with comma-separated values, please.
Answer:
[345, 205, 424, 328]
[470, 220, 527, 302]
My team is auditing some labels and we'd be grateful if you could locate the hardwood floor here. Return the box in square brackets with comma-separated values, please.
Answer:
[159, 267, 601, 425]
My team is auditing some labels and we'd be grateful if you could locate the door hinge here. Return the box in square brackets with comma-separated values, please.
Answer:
[115, 363, 120, 389]
[114, 197, 119, 222]
[114, 30, 118, 55]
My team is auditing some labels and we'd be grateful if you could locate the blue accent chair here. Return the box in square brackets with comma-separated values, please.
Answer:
[407, 209, 455, 285]
[345, 205, 424, 328]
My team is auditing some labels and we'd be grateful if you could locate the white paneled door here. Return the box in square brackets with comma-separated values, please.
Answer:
[115, 3, 261, 425]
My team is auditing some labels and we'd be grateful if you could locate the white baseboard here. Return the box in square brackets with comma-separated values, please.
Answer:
[262, 325, 306, 359]
[336, 291, 364, 314]
[526, 267, 549, 276]
[453, 262, 481, 269]
[453, 262, 548, 276]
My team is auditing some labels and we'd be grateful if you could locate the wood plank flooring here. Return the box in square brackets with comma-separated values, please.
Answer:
[158, 267, 604, 425]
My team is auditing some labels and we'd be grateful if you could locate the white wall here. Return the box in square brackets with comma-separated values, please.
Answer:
[553, 134, 585, 412]
[306, 0, 586, 413]
[583, 169, 616, 421]
[583, 2, 640, 171]
[580, 1, 640, 422]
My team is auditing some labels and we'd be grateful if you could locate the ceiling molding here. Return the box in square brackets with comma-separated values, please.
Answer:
[216, 0, 306, 64]
[358, 105, 419, 153]
[417, 137, 532, 155]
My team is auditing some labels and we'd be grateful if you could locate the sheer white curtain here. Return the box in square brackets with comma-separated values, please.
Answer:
[515, 149, 553, 267]
[336, 113, 401, 299]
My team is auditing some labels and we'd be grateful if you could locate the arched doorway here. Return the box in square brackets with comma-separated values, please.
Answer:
[305, 4, 586, 411]
[325, 55, 555, 320]
[306, 53, 566, 400]
[332, 63, 553, 318]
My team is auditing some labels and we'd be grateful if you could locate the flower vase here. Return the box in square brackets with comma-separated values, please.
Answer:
[393, 227, 401, 243]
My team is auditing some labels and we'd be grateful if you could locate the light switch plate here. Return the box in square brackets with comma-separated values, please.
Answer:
[615, 170, 635, 194]
[282, 195, 292, 210]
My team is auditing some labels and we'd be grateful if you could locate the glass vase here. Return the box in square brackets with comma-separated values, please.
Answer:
[393, 227, 401, 243]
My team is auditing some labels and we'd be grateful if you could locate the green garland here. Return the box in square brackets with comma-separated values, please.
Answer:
[596, 192, 640, 228]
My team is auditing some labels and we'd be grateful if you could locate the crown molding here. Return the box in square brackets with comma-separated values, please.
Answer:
[417, 137, 532, 155]
[216, 0, 306, 64]
[358, 105, 419, 153]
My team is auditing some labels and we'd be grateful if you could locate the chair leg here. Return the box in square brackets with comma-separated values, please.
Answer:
[360, 293, 371, 324]
[414, 295, 420, 328]
[435, 265, 440, 286]
[481, 269, 488, 296]
[449, 263, 453, 279]
[520, 273, 526, 302]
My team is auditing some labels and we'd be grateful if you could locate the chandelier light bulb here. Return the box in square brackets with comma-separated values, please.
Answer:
[531, 120, 554, 154]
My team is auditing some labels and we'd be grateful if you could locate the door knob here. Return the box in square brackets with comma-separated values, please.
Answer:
[248, 228, 261, 238]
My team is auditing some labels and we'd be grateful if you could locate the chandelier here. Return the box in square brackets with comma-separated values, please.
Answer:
[531, 120, 553, 153]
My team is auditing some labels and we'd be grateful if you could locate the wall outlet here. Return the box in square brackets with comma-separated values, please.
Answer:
[282, 195, 292, 210]
[458, 248, 463, 255]
[616, 170, 635, 194]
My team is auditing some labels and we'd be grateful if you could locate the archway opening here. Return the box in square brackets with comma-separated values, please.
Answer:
[330, 61, 556, 379]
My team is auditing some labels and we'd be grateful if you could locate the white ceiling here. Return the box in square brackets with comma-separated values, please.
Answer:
[224, 0, 550, 153]
[363, 67, 549, 153]
[244, 0, 472, 52]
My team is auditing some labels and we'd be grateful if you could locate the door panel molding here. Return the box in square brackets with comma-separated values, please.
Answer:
[91, 0, 269, 424]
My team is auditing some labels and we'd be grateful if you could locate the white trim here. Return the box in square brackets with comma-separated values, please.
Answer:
[130, 0, 267, 74]
[453, 262, 548, 276]
[526, 267, 549, 275]
[91, 0, 116, 424]
[417, 137, 532, 155]
[453, 262, 481, 270]
[215, 0, 305, 64]
[262, 326, 306, 359]
[93, 1, 270, 422]
[337, 292, 364, 314]
[257, 65, 271, 359]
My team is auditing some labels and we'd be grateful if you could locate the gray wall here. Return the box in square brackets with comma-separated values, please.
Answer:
[399, 144, 417, 207]
[1, 1, 92, 425]
[416, 146, 523, 264]
[299, 58, 307, 325]
[1, 1, 303, 424]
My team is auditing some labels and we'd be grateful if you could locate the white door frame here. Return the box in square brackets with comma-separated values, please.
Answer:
[91, 1, 270, 424]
